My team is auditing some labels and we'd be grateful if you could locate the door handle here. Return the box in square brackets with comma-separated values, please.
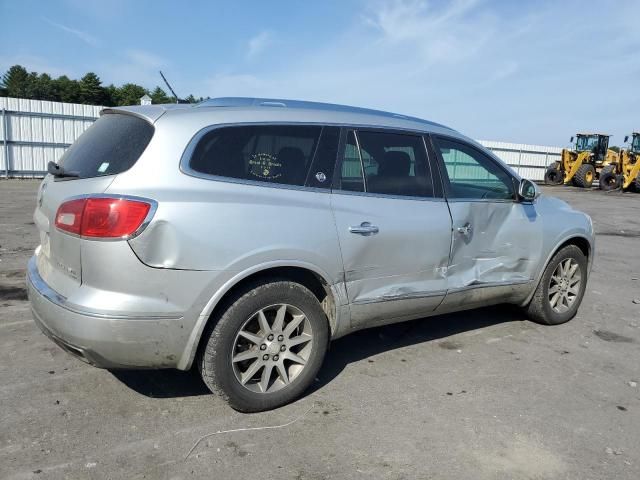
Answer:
[456, 223, 473, 235]
[349, 222, 379, 236]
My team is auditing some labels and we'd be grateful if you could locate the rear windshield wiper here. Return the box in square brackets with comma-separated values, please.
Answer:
[47, 161, 80, 178]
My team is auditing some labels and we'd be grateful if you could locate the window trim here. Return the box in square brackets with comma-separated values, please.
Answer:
[429, 134, 518, 203]
[333, 126, 441, 201]
[180, 122, 333, 193]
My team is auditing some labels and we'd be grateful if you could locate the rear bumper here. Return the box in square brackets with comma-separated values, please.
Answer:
[27, 256, 188, 369]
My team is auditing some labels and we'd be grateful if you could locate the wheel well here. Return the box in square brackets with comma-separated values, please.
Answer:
[556, 236, 590, 260]
[196, 267, 336, 360]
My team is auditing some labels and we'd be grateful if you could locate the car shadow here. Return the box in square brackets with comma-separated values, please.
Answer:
[110, 304, 523, 400]
[308, 304, 523, 395]
[110, 367, 210, 398]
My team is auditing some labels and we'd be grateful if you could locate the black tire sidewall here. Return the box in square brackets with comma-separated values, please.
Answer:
[538, 246, 588, 325]
[573, 164, 595, 188]
[200, 281, 329, 412]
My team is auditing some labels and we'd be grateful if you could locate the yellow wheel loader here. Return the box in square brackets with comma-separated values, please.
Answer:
[599, 132, 640, 191]
[544, 133, 619, 188]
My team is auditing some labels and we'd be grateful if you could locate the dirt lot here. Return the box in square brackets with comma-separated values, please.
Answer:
[1, 179, 639, 480]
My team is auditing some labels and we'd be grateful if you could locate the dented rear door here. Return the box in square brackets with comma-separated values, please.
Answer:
[331, 129, 451, 329]
[431, 136, 543, 309]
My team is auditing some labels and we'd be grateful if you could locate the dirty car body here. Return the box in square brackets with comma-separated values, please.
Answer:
[27, 97, 594, 409]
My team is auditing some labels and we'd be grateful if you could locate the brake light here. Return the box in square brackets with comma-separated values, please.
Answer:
[54, 197, 152, 238]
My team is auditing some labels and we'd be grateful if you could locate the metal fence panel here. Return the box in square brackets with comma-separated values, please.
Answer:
[1, 97, 560, 181]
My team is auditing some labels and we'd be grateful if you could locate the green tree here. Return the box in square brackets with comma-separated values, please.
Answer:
[29, 73, 57, 101]
[53, 76, 81, 103]
[79, 72, 105, 104]
[116, 83, 147, 106]
[2, 65, 31, 97]
[150, 86, 171, 104]
[609, 146, 621, 153]
[103, 84, 119, 107]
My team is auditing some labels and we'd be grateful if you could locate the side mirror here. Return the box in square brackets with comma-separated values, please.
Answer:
[624, 135, 629, 143]
[570, 136, 574, 143]
[518, 178, 540, 202]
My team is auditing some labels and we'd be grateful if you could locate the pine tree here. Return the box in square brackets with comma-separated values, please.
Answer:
[79, 72, 105, 104]
[150, 86, 171, 104]
[2, 65, 31, 97]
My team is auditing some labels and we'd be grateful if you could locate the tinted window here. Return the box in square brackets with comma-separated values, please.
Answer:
[58, 113, 154, 179]
[189, 125, 322, 186]
[435, 138, 514, 200]
[339, 130, 365, 192]
[305, 126, 339, 188]
[338, 130, 433, 197]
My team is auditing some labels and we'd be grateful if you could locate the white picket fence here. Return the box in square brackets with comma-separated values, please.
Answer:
[1, 97, 559, 181]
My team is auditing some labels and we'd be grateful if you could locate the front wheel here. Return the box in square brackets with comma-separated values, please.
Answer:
[544, 162, 564, 185]
[598, 165, 620, 191]
[525, 245, 587, 325]
[573, 164, 595, 188]
[198, 280, 329, 412]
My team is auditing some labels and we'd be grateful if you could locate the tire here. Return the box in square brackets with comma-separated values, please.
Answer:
[525, 245, 588, 325]
[598, 165, 620, 191]
[544, 162, 564, 185]
[635, 173, 640, 192]
[572, 164, 595, 188]
[198, 280, 329, 412]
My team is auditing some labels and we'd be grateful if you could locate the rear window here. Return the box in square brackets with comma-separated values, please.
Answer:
[58, 113, 154, 179]
[188, 125, 323, 187]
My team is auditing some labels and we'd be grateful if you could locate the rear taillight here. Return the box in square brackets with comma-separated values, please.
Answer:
[55, 197, 152, 238]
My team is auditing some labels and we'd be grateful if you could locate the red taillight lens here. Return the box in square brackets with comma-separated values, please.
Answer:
[55, 197, 152, 238]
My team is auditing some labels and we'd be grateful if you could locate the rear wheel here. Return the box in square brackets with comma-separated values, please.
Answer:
[634, 172, 640, 192]
[544, 162, 564, 185]
[198, 280, 329, 412]
[525, 245, 587, 325]
[573, 164, 595, 188]
[598, 165, 620, 191]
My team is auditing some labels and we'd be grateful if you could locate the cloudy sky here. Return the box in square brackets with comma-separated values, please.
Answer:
[1, 0, 639, 145]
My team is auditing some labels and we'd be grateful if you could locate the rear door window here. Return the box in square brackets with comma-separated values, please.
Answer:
[188, 125, 325, 187]
[337, 129, 433, 197]
[58, 113, 154, 179]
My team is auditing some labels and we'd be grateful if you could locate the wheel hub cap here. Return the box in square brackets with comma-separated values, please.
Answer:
[231, 304, 314, 394]
[548, 258, 582, 314]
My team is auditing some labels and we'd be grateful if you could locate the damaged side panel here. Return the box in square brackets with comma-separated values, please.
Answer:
[438, 200, 543, 309]
[330, 193, 452, 329]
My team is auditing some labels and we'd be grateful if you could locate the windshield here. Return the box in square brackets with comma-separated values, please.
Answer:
[575, 135, 599, 152]
[632, 135, 640, 153]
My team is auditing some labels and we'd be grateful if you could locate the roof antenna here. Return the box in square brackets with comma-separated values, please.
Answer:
[159, 70, 186, 104]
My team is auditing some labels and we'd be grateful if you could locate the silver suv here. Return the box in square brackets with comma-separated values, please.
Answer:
[27, 98, 594, 411]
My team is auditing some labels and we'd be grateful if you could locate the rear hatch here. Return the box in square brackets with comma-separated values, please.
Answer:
[34, 112, 155, 297]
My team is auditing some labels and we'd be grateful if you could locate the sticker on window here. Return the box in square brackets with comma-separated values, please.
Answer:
[248, 153, 282, 179]
[97, 162, 110, 173]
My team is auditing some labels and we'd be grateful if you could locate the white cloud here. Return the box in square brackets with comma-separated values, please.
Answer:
[125, 49, 167, 69]
[247, 31, 273, 58]
[42, 17, 99, 47]
[197, 0, 640, 144]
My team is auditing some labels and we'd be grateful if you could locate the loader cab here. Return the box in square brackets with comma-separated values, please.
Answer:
[631, 133, 640, 153]
[574, 134, 610, 163]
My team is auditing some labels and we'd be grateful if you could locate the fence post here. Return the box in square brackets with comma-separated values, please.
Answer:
[2, 109, 10, 179]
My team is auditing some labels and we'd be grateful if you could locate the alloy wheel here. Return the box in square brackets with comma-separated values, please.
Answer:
[231, 304, 313, 394]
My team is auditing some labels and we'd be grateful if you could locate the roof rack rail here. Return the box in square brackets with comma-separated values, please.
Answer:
[195, 97, 449, 129]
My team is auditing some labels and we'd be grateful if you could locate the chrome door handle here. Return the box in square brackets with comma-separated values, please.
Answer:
[457, 223, 473, 235]
[349, 222, 379, 236]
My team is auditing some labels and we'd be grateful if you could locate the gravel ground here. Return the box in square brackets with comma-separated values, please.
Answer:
[1, 179, 639, 480]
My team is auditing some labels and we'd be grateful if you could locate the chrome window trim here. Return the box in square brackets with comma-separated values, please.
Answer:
[179, 121, 445, 194]
[54, 193, 158, 242]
